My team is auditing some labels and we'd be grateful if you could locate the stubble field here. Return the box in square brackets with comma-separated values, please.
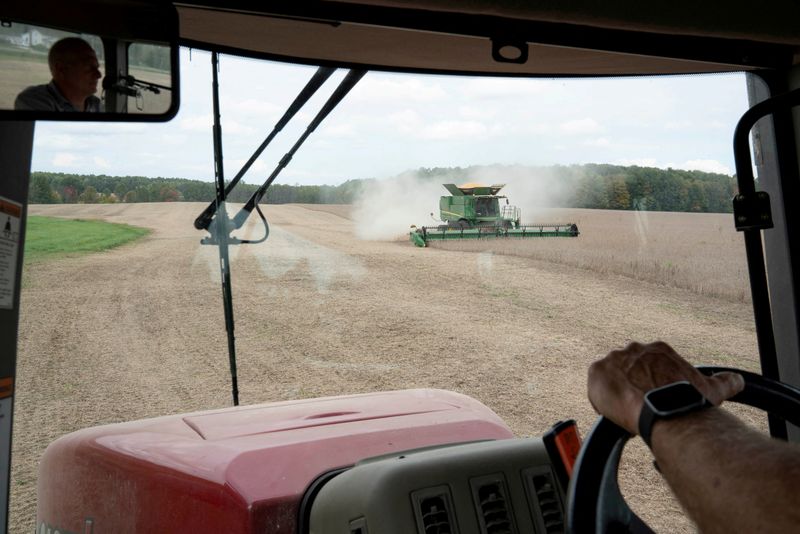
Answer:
[11, 202, 761, 533]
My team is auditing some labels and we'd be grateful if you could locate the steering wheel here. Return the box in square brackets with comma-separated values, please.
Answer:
[566, 366, 800, 534]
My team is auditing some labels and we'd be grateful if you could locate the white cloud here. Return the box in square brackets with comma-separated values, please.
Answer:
[664, 120, 693, 130]
[516, 122, 551, 135]
[180, 114, 213, 132]
[218, 121, 256, 136]
[386, 110, 486, 141]
[34, 134, 81, 150]
[584, 137, 611, 147]
[388, 109, 422, 133]
[462, 78, 555, 98]
[224, 98, 282, 117]
[226, 158, 268, 175]
[93, 157, 111, 169]
[353, 77, 447, 103]
[681, 159, 732, 175]
[179, 114, 255, 135]
[158, 133, 189, 146]
[178, 163, 212, 175]
[420, 120, 487, 140]
[52, 153, 80, 167]
[559, 118, 602, 135]
[86, 123, 148, 135]
[320, 122, 357, 138]
[458, 105, 496, 120]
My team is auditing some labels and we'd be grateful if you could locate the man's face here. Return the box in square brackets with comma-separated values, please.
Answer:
[55, 45, 102, 98]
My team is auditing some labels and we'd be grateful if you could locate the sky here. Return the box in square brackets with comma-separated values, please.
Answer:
[30, 48, 751, 186]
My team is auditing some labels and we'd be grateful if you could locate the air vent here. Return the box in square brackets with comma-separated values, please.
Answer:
[412, 486, 457, 534]
[472, 475, 516, 534]
[525, 468, 565, 534]
[349, 516, 368, 534]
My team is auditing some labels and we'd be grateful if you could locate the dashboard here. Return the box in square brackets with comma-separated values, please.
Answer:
[308, 437, 567, 534]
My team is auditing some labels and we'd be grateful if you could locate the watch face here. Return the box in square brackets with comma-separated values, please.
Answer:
[645, 381, 707, 415]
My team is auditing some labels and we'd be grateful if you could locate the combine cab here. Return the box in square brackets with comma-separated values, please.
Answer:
[410, 183, 579, 247]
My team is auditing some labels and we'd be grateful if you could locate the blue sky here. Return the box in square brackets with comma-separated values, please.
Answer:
[30, 48, 750, 185]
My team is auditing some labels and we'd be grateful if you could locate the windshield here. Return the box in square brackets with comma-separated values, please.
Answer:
[13, 49, 762, 533]
[475, 197, 498, 217]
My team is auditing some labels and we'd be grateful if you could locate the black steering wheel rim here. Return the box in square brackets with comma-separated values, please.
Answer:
[566, 366, 800, 534]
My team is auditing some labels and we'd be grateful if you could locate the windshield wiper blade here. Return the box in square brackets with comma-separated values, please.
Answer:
[230, 69, 367, 230]
[194, 65, 337, 231]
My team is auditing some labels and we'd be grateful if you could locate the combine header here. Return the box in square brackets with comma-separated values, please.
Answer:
[410, 183, 579, 247]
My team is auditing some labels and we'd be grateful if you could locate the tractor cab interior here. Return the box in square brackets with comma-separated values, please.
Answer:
[1, 1, 799, 533]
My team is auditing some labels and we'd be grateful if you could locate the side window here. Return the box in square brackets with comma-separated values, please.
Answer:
[0, 23, 104, 110]
[126, 42, 171, 114]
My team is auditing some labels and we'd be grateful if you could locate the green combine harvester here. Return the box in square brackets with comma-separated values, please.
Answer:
[410, 183, 579, 247]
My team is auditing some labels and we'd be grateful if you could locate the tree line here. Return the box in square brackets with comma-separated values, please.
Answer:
[565, 164, 735, 212]
[414, 163, 738, 213]
[28, 173, 365, 205]
[29, 163, 738, 213]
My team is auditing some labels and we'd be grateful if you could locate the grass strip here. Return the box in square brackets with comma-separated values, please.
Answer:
[24, 216, 150, 264]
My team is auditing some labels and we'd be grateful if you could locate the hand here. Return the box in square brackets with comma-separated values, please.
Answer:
[587, 341, 745, 434]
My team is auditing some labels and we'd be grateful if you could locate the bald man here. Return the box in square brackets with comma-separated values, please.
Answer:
[15, 37, 102, 112]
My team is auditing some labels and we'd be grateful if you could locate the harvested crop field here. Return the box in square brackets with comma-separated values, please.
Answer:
[12, 202, 762, 533]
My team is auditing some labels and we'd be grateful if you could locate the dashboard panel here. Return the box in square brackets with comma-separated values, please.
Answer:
[308, 437, 566, 534]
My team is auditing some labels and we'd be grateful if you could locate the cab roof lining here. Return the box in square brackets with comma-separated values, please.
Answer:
[348, 0, 800, 46]
[174, 1, 800, 76]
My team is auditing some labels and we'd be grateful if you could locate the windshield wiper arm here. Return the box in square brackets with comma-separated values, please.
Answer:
[194, 66, 337, 231]
[230, 69, 367, 230]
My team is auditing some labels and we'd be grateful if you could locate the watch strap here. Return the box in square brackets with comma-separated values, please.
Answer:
[638, 400, 659, 448]
[638, 381, 711, 449]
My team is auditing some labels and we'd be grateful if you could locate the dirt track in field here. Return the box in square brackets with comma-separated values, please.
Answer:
[12, 203, 761, 533]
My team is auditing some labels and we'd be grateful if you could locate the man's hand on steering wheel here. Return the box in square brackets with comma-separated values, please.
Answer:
[569, 340, 800, 534]
[587, 341, 744, 436]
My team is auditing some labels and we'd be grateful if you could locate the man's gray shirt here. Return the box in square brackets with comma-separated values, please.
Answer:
[14, 81, 101, 112]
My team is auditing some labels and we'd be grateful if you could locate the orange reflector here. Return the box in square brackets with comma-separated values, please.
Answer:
[553, 422, 582, 477]
[0, 199, 22, 218]
[0, 377, 13, 399]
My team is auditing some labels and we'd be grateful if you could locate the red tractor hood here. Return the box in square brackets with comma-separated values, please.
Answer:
[37, 389, 512, 533]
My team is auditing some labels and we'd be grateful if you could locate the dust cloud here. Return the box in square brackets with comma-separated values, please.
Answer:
[351, 172, 446, 240]
[247, 226, 367, 293]
[468, 165, 573, 223]
[351, 165, 575, 240]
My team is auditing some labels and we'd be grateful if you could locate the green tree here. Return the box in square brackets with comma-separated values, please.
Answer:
[687, 181, 707, 212]
[607, 176, 631, 209]
[79, 186, 100, 204]
[114, 183, 128, 200]
[30, 175, 56, 204]
[135, 186, 151, 202]
[573, 176, 608, 209]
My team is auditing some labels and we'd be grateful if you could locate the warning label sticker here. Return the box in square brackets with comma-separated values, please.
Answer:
[0, 196, 22, 310]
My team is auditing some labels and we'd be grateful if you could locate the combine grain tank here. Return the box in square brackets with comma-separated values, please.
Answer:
[410, 183, 579, 247]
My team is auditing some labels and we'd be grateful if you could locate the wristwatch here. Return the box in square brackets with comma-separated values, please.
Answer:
[638, 381, 711, 448]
